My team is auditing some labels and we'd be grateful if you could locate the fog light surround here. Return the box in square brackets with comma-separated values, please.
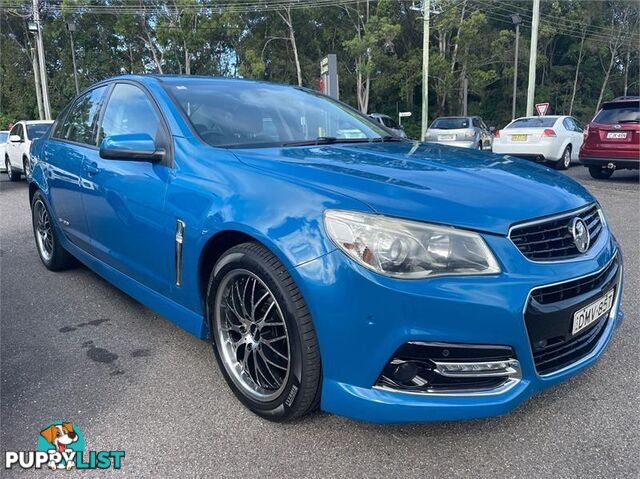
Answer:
[375, 342, 521, 396]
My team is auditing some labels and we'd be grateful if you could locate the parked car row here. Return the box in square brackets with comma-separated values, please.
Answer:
[420, 96, 639, 179]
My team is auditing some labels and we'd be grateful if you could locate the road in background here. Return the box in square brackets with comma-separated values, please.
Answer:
[1, 166, 638, 478]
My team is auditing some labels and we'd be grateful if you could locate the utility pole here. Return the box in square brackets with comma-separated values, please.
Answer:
[462, 78, 468, 116]
[32, 0, 51, 119]
[66, 22, 79, 95]
[525, 0, 540, 116]
[31, 47, 45, 120]
[511, 14, 522, 120]
[421, 0, 430, 140]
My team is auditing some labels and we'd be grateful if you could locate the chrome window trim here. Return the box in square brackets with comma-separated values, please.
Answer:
[508, 202, 606, 264]
[522, 250, 621, 378]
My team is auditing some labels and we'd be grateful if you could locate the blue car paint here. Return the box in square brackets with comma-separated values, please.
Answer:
[29, 75, 623, 423]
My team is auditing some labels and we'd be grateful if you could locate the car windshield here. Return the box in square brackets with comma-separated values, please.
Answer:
[507, 117, 558, 128]
[164, 80, 389, 148]
[26, 123, 51, 139]
[0, 132, 8, 143]
[593, 102, 640, 124]
[430, 118, 469, 130]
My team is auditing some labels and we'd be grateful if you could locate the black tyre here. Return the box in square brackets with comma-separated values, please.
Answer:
[207, 242, 321, 422]
[6, 157, 21, 181]
[588, 165, 614, 179]
[554, 146, 571, 170]
[23, 156, 31, 177]
[31, 191, 76, 271]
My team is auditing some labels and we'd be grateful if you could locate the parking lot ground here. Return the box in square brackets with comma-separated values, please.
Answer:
[1, 166, 638, 478]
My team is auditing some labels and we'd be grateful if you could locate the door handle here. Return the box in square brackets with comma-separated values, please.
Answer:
[84, 161, 100, 176]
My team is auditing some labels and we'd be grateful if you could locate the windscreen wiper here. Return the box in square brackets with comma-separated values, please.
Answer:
[618, 119, 639, 123]
[280, 137, 378, 147]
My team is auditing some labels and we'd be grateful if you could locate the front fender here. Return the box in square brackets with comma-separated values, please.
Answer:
[166, 137, 372, 331]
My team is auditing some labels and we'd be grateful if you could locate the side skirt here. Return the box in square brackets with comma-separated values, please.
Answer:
[63, 239, 207, 339]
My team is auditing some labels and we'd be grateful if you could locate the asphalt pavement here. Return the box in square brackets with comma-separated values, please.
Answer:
[1, 165, 638, 478]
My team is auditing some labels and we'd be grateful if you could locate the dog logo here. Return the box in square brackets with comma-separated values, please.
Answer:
[39, 423, 80, 470]
[4, 421, 124, 471]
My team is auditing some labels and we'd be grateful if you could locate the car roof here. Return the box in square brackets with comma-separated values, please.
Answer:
[513, 115, 564, 120]
[369, 113, 391, 119]
[20, 120, 54, 125]
[105, 74, 297, 89]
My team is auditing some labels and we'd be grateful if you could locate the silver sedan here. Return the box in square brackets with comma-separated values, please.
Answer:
[425, 116, 494, 150]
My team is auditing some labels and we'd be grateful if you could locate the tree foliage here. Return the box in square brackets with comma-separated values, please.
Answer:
[1, 0, 638, 137]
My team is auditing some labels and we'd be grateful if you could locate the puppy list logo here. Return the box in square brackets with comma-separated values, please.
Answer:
[4, 422, 125, 470]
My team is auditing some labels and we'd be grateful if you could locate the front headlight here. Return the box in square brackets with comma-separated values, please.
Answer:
[324, 210, 501, 279]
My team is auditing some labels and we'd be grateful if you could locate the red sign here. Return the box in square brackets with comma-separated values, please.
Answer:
[535, 103, 549, 116]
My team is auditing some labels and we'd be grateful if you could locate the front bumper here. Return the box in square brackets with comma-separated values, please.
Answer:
[293, 230, 623, 423]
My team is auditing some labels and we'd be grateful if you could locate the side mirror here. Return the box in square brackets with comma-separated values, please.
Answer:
[9, 135, 22, 143]
[99, 133, 164, 162]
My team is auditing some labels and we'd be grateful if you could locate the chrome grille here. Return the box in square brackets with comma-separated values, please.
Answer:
[510, 204, 603, 261]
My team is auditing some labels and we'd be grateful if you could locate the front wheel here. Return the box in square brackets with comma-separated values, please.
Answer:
[23, 156, 31, 177]
[207, 242, 321, 422]
[6, 157, 21, 181]
[588, 165, 614, 179]
[31, 191, 76, 270]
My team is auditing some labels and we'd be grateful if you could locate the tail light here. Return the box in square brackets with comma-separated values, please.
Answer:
[493, 129, 500, 138]
[542, 129, 557, 137]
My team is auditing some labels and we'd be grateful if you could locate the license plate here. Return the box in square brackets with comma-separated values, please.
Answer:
[438, 135, 455, 141]
[572, 289, 615, 335]
[606, 131, 627, 139]
[511, 134, 527, 141]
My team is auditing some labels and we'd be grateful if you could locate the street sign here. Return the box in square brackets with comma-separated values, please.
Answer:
[320, 54, 339, 100]
[535, 102, 549, 116]
[398, 111, 412, 126]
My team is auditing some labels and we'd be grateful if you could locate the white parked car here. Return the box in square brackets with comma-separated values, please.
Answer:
[0, 131, 8, 172]
[492, 115, 584, 170]
[4, 120, 53, 181]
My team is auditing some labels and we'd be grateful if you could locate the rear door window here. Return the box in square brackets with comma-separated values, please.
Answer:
[57, 86, 108, 146]
[593, 102, 640, 124]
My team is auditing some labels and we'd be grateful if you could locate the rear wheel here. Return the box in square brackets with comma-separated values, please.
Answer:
[31, 191, 75, 270]
[207, 242, 321, 422]
[554, 146, 571, 170]
[6, 157, 21, 181]
[588, 165, 614, 179]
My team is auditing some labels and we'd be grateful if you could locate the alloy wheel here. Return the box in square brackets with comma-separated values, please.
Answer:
[34, 199, 53, 261]
[563, 148, 571, 168]
[214, 269, 291, 402]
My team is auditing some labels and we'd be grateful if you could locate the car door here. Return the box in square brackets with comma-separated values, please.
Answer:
[6, 123, 24, 169]
[83, 81, 173, 295]
[44, 85, 109, 250]
[569, 117, 584, 159]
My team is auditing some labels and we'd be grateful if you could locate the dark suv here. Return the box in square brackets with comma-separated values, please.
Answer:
[579, 96, 640, 179]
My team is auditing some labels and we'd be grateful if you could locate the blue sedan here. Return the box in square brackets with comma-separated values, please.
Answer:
[28, 76, 623, 423]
